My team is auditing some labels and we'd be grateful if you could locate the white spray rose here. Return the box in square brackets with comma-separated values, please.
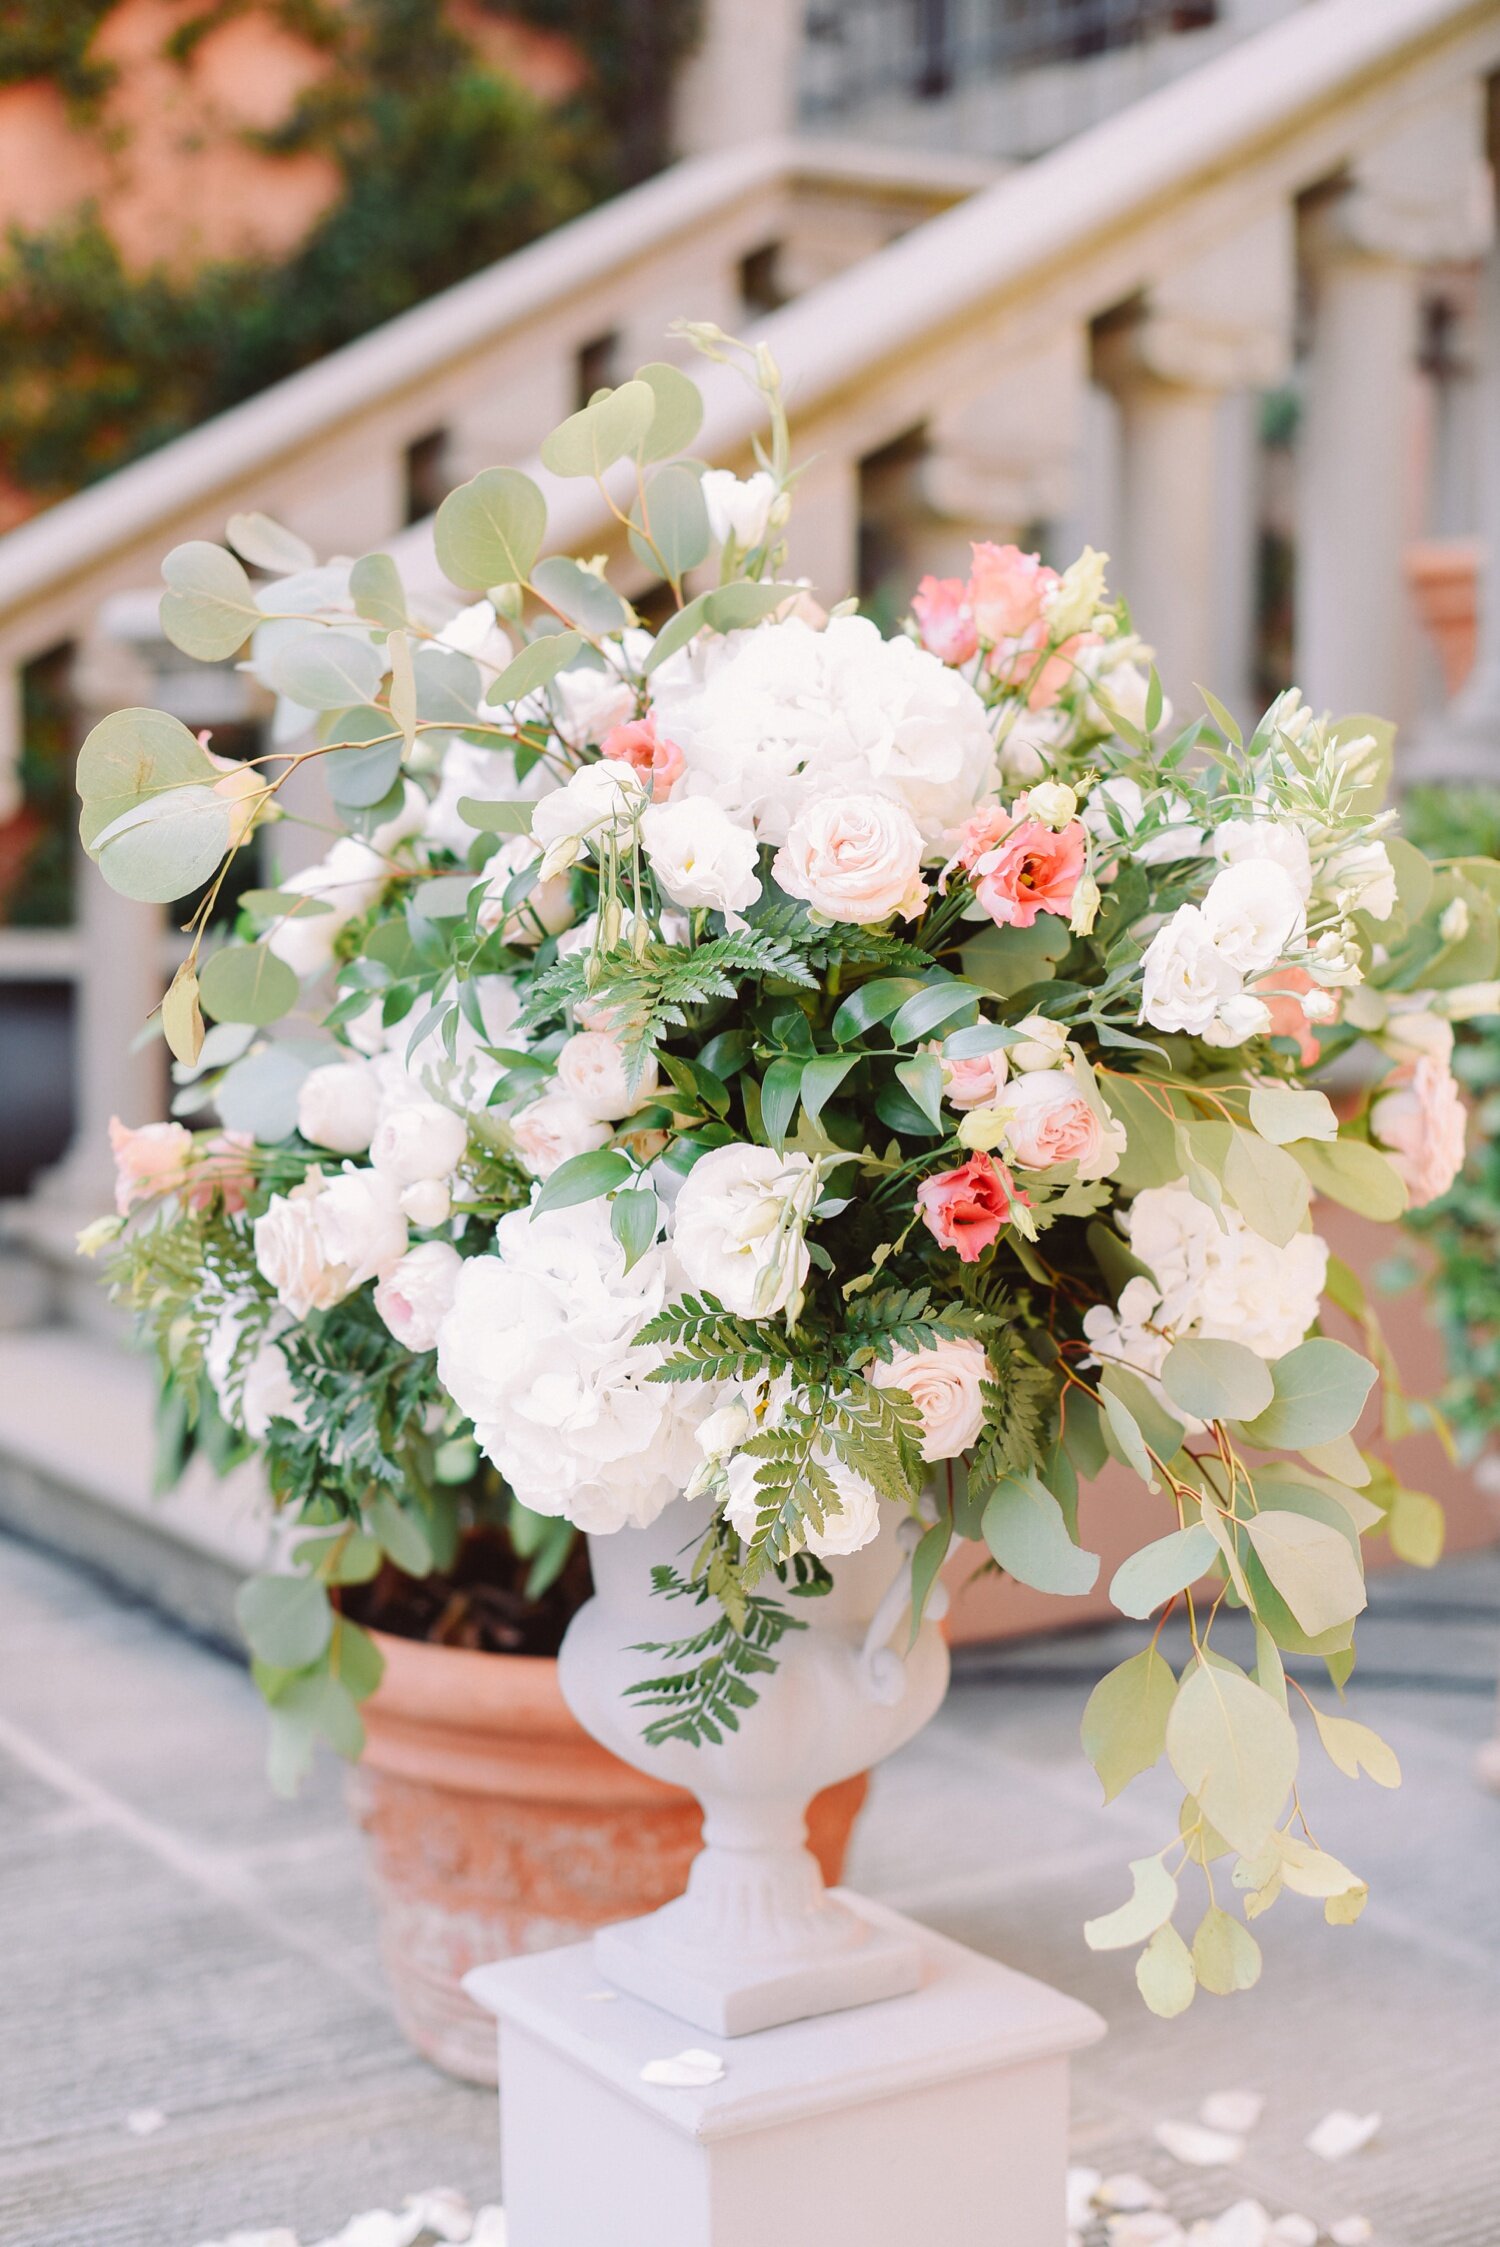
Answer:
[296, 1061, 381, 1155]
[773, 792, 927, 925]
[509, 1090, 611, 1178]
[724, 1442, 882, 1558]
[640, 798, 763, 926]
[700, 469, 778, 551]
[556, 1031, 659, 1123]
[1140, 905, 1243, 1035]
[370, 1101, 468, 1187]
[473, 836, 575, 944]
[671, 1143, 817, 1318]
[1008, 1014, 1070, 1073]
[374, 1241, 464, 1351]
[868, 1336, 991, 1461]
[254, 1168, 408, 1318]
[205, 1302, 303, 1441]
[530, 759, 646, 878]
[1203, 992, 1274, 1048]
[400, 1179, 452, 1228]
[1201, 860, 1305, 974]
[1214, 818, 1314, 903]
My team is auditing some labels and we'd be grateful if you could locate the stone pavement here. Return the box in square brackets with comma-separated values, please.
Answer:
[2, 1525, 1498, 2247]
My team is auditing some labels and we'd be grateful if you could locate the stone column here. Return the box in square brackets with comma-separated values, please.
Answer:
[1415, 231, 1500, 776]
[1094, 206, 1294, 711]
[781, 450, 861, 608]
[1297, 84, 1494, 731]
[670, 0, 806, 156]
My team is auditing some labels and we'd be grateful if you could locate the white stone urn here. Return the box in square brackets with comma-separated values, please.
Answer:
[557, 1494, 951, 2035]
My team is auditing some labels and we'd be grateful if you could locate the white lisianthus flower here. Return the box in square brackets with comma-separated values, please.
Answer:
[1440, 897, 1470, 944]
[473, 836, 575, 945]
[435, 1197, 702, 1533]
[530, 760, 646, 878]
[1069, 871, 1101, 937]
[772, 792, 927, 925]
[700, 469, 778, 551]
[671, 1143, 817, 1318]
[649, 614, 996, 849]
[423, 737, 554, 858]
[867, 1336, 991, 1461]
[1203, 993, 1274, 1048]
[509, 1090, 610, 1178]
[1214, 818, 1314, 903]
[1383, 1006, 1455, 1064]
[296, 1060, 381, 1155]
[1327, 839, 1398, 922]
[374, 1241, 464, 1351]
[556, 1030, 659, 1123]
[1084, 775, 1204, 867]
[1139, 905, 1243, 1035]
[1009, 1014, 1070, 1073]
[205, 1302, 304, 1441]
[1002, 1069, 1126, 1179]
[254, 1168, 408, 1318]
[435, 597, 510, 661]
[1201, 860, 1306, 975]
[724, 1441, 882, 1557]
[640, 798, 763, 926]
[540, 656, 638, 752]
[370, 1100, 467, 1188]
[265, 784, 426, 978]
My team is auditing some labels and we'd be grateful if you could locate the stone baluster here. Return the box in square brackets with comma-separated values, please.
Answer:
[1094, 205, 1295, 713]
[1297, 84, 1494, 732]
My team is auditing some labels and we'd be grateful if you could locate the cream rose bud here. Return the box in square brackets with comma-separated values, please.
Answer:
[374, 1241, 464, 1351]
[296, 1061, 381, 1155]
[1008, 1014, 1069, 1072]
[1140, 905, 1242, 1035]
[1026, 781, 1078, 831]
[772, 793, 926, 925]
[370, 1100, 468, 1187]
[1203, 993, 1273, 1048]
[695, 1401, 752, 1459]
[671, 1143, 816, 1318]
[868, 1336, 990, 1462]
[530, 759, 646, 878]
[1200, 860, 1305, 974]
[556, 1030, 659, 1123]
[400, 1178, 452, 1228]
[640, 799, 763, 926]
[509, 1089, 610, 1179]
[700, 468, 777, 551]
[1002, 1069, 1126, 1179]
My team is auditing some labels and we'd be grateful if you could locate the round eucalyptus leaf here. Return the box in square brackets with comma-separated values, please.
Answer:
[635, 360, 704, 461]
[630, 464, 711, 580]
[199, 942, 299, 1027]
[530, 555, 627, 634]
[216, 1041, 316, 1138]
[325, 730, 404, 809]
[413, 647, 481, 725]
[261, 629, 383, 712]
[225, 513, 316, 574]
[434, 467, 547, 590]
[93, 787, 232, 903]
[160, 541, 260, 661]
[1161, 1337, 1274, 1425]
[77, 705, 215, 850]
[349, 550, 407, 628]
[540, 380, 656, 479]
[236, 1572, 333, 1671]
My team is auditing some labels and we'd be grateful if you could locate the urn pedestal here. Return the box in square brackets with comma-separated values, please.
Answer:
[465, 1501, 1104, 2246]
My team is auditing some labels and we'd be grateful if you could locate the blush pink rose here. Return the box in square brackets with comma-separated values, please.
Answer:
[1003, 1070, 1125, 1180]
[929, 1039, 1008, 1110]
[772, 793, 927, 924]
[915, 1151, 1022, 1262]
[1371, 1054, 1467, 1208]
[600, 715, 685, 803]
[912, 576, 978, 665]
[968, 543, 1056, 644]
[108, 1117, 195, 1215]
[953, 804, 1011, 872]
[868, 1335, 992, 1460]
[183, 1131, 256, 1216]
[971, 816, 1087, 928]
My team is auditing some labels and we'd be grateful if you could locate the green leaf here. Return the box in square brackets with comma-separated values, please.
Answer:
[1388, 1483, 1444, 1567]
[630, 463, 711, 580]
[1291, 1136, 1407, 1220]
[348, 550, 407, 627]
[92, 787, 232, 903]
[77, 705, 216, 851]
[199, 942, 298, 1027]
[1109, 1524, 1219, 1620]
[895, 1053, 945, 1130]
[161, 961, 205, 1067]
[435, 467, 547, 589]
[323, 708, 403, 808]
[759, 1057, 804, 1151]
[216, 1040, 313, 1139]
[1098, 1381, 1159, 1491]
[982, 1470, 1100, 1595]
[800, 1053, 858, 1125]
[1084, 1854, 1178, 1949]
[635, 360, 704, 461]
[642, 580, 789, 674]
[958, 917, 1071, 998]
[908, 1519, 951, 1645]
[1136, 1924, 1197, 2018]
[1162, 1338, 1274, 1424]
[1191, 1907, 1261, 1995]
[1247, 1086, 1339, 1144]
[455, 797, 535, 834]
[1311, 1706, 1400, 1786]
[530, 1146, 634, 1218]
[1244, 1511, 1367, 1636]
[333, 1617, 385, 1701]
[483, 629, 584, 707]
[1221, 1126, 1310, 1248]
[831, 976, 928, 1044]
[414, 647, 481, 725]
[262, 630, 383, 712]
[1081, 1646, 1176, 1802]
[1165, 1661, 1298, 1859]
[531, 555, 628, 634]
[368, 1491, 433, 1577]
[1196, 683, 1242, 746]
[1239, 1339, 1377, 1449]
[610, 1186, 660, 1274]
[541, 379, 656, 478]
[160, 540, 260, 660]
[236, 1572, 333, 1670]
[387, 627, 417, 751]
[887, 982, 981, 1045]
[225, 512, 315, 574]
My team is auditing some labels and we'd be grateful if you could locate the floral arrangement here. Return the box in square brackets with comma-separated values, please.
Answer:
[81, 330, 1500, 2015]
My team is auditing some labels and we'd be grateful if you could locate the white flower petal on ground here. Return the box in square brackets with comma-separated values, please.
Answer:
[124, 2106, 166, 2136]
[193, 2231, 300, 2247]
[468, 2213, 509, 2247]
[399, 2187, 474, 2242]
[1106, 2214, 1187, 2247]
[1327, 2219, 1373, 2245]
[1153, 2120, 1246, 2167]
[1199, 2202, 1271, 2247]
[1066, 2166, 1103, 2226]
[1199, 2092, 1265, 2135]
[1305, 2111, 1380, 2162]
[639, 2048, 726, 2088]
[1099, 2174, 1168, 2210]
[1266, 2217, 1318, 2246]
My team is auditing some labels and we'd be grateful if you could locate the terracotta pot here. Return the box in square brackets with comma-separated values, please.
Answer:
[349, 1625, 869, 2082]
[1406, 537, 1480, 696]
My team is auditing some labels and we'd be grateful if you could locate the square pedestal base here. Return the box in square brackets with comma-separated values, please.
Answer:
[465, 1893, 1105, 2247]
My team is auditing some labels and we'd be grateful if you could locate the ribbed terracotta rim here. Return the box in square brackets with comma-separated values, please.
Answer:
[358, 1623, 689, 1808]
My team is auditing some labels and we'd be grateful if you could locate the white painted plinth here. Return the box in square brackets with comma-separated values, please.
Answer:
[465, 1894, 1104, 2247]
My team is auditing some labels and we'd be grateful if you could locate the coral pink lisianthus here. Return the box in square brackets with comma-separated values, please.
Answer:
[600, 715, 685, 802]
[915, 1151, 1022, 1262]
[108, 1116, 195, 1215]
[184, 1131, 257, 1216]
[972, 817, 1087, 929]
[1254, 966, 1337, 1069]
[968, 542, 1056, 644]
[912, 575, 979, 665]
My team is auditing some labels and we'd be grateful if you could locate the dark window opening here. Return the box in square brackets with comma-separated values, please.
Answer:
[739, 242, 789, 321]
[0, 979, 74, 1197]
[2, 642, 76, 930]
[575, 331, 622, 409]
[404, 429, 451, 526]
